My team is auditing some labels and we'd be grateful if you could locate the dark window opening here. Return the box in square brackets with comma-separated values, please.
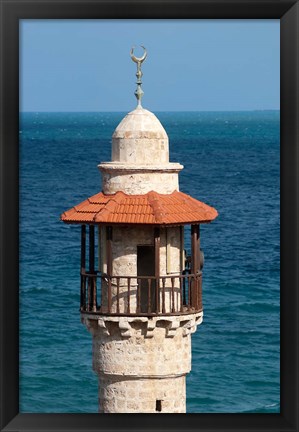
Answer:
[156, 399, 162, 412]
[137, 245, 155, 313]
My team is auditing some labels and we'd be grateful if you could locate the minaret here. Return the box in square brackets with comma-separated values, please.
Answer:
[61, 47, 218, 413]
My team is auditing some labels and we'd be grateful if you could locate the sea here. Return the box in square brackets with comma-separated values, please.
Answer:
[19, 110, 280, 413]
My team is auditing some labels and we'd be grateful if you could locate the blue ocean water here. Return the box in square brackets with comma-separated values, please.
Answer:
[19, 111, 280, 413]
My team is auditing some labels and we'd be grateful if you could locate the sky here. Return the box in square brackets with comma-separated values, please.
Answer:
[20, 20, 280, 112]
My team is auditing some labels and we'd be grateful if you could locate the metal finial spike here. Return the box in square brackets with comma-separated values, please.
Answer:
[130, 46, 147, 108]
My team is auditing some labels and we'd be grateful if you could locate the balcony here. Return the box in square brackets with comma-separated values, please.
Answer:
[80, 271, 203, 317]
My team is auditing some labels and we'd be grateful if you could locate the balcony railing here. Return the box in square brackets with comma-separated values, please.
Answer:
[80, 271, 203, 316]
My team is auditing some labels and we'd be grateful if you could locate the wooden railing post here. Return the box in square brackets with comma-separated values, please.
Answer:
[182, 271, 187, 306]
[116, 277, 120, 314]
[106, 226, 113, 313]
[154, 227, 160, 313]
[148, 278, 152, 314]
[137, 278, 141, 313]
[171, 277, 175, 313]
[162, 277, 166, 314]
[89, 225, 95, 272]
[179, 276, 183, 312]
[188, 275, 191, 309]
[80, 225, 86, 310]
[191, 224, 200, 308]
[127, 277, 131, 314]
[89, 225, 96, 311]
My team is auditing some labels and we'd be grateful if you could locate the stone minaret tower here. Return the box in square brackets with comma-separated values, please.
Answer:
[61, 47, 218, 413]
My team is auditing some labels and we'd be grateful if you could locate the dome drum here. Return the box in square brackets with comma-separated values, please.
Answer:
[111, 108, 170, 165]
[99, 162, 183, 195]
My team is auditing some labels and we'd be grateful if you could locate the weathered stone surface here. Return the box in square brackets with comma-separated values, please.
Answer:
[98, 375, 186, 413]
[83, 313, 203, 413]
[111, 108, 169, 165]
[99, 163, 183, 195]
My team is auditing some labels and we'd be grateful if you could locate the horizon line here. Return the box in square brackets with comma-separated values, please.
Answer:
[20, 108, 280, 114]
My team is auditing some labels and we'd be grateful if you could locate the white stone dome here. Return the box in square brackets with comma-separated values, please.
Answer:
[111, 107, 169, 164]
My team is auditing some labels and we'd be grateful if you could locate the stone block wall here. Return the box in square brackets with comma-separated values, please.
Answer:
[82, 313, 203, 413]
[98, 375, 186, 413]
[99, 163, 182, 195]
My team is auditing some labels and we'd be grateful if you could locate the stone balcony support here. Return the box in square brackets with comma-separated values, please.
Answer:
[82, 312, 203, 413]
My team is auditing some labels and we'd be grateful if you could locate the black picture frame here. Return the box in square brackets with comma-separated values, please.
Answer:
[0, 1, 298, 431]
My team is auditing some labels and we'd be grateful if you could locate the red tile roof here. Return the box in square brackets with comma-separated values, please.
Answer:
[60, 190, 218, 225]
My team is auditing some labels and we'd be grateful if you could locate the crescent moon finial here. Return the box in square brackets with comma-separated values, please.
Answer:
[130, 45, 147, 108]
[130, 45, 147, 64]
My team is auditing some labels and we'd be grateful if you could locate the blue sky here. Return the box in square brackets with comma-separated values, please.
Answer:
[20, 20, 279, 112]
